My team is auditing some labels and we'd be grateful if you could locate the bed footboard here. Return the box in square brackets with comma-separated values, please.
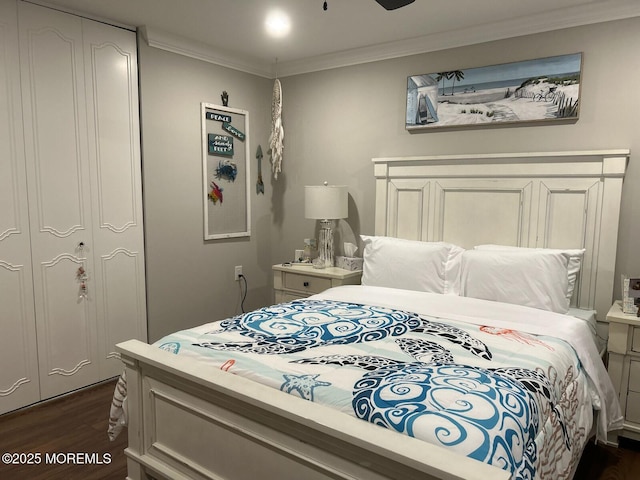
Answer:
[116, 339, 509, 480]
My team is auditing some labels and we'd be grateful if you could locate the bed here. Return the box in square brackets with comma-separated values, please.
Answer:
[113, 150, 628, 480]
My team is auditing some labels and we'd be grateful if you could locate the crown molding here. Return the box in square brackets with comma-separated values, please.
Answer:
[142, 1, 640, 79]
[142, 26, 274, 78]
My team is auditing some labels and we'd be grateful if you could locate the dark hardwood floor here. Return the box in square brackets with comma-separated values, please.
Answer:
[0, 380, 127, 480]
[0, 379, 639, 479]
[575, 436, 640, 479]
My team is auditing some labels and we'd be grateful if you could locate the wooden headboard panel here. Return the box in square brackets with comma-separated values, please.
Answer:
[372, 150, 629, 320]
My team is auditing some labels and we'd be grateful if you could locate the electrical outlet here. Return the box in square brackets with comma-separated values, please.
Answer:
[234, 265, 243, 281]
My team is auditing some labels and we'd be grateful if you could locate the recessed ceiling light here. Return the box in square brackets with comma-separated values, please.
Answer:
[265, 10, 291, 38]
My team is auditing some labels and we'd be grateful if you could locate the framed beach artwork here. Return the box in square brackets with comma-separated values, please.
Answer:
[406, 53, 582, 130]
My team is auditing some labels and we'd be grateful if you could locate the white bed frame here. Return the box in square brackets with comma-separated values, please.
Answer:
[118, 150, 628, 480]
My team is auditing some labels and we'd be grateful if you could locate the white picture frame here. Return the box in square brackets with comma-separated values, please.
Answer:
[201, 103, 251, 240]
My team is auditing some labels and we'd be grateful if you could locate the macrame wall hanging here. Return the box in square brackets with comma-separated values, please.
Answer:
[268, 73, 284, 180]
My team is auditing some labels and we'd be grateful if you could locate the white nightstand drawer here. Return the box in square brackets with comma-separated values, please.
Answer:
[629, 360, 640, 392]
[606, 301, 640, 442]
[273, 265, 362, 306]
[626, 391, 640, 423]
[284, 273, 331, 294]
[632, 327, 640, 353]
[277, 291, 308, 303]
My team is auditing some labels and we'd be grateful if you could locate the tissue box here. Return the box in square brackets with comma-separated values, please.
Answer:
[336, 256, 363, 271]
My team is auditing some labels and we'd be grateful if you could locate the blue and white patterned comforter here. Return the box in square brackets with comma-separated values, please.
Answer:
[110, 285, 622, 480]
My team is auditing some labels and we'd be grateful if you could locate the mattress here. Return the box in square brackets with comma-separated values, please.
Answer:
[109, 285, 622, 479]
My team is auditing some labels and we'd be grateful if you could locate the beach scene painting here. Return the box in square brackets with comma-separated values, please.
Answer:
[406, 53, 582, 130]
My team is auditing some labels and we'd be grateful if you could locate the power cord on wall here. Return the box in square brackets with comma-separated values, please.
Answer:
[238, 274, 248, 313]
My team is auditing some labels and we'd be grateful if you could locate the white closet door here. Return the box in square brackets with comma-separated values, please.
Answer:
[0, 0, 40, 414]
[82, 19, 148, 379]
[18, 1, 100, 399]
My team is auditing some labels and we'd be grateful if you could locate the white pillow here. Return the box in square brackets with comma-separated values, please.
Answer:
[474, 244, 584, 303]
[460, 249, 571, 313]
[360, 236, 464, 294]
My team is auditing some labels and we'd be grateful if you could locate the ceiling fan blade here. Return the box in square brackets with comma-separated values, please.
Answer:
[375, 0, 415, 10]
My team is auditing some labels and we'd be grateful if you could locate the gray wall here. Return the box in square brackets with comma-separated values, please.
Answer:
[140, 18, 640, 341]
[275, 17, 640, 297]
[138, 38, 273, 341]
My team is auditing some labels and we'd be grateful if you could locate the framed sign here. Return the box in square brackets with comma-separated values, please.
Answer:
[202, 103, 251, 240]
[406, 53, 582, 130]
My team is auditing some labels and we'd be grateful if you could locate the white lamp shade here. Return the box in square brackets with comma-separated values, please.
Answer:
[305, 185, 348, 220]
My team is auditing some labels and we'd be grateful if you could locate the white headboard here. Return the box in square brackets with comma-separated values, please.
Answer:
[372, 150, 629, 320]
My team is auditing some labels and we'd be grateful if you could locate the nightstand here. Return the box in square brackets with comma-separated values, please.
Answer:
[606, 301, 640, 444]
[272, 264, 362, 303]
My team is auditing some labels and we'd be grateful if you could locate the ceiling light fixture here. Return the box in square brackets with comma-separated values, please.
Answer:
[375, 0, 415, 10]
[322, 0, 415, 11]
[265, 10, 291, 38]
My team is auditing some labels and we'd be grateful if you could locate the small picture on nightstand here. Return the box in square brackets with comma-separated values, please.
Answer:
[622, 276, 640, 315]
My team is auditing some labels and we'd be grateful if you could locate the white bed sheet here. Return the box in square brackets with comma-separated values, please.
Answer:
[567, 307, 605, 354]
[568, 308, 597, 338]
[312, 285, 623, 443]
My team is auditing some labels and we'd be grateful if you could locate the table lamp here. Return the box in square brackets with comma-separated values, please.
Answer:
[305, 183, 348, 268]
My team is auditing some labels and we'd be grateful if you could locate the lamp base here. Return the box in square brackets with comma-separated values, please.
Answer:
[316, 219, 334, 269]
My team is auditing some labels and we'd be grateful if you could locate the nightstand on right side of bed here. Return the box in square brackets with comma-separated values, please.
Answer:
[606, 300, 640, 444]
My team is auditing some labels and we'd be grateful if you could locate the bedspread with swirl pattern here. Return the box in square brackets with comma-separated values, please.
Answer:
[117, 298, 594, 480]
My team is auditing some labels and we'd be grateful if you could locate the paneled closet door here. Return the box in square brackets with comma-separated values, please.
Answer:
[18, 1, 100, 399]
[82, 20, 148, 379]
[0, 0, 40, 414]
